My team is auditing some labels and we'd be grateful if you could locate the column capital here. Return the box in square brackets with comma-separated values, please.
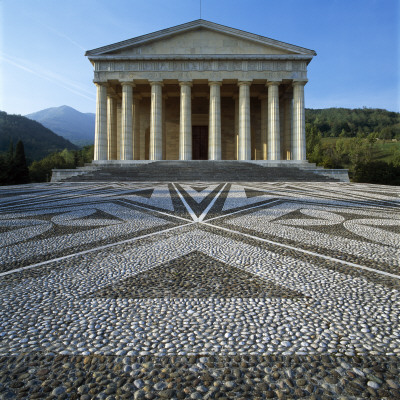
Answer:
[292, 79, 308, 87]
[149, 80, 164, 87]
[208, 81, 222, 86]
[266, 80, 281, 87]
[179, 81, 193, 87]
[93, 80, 108, 87]
[238, 81, 252, 87]
[120, 81, 135, 87]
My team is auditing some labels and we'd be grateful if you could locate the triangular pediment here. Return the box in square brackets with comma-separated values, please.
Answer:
[105, 28, 296, 56]
[86, 20, 316, 58]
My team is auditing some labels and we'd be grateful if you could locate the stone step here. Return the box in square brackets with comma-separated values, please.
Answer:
[55, 161, 348, 182]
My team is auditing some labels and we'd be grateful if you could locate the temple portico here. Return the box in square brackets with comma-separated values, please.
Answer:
[86, 20, 316, 162]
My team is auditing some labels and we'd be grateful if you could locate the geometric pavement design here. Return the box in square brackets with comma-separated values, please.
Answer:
[87, 250, 305, 299]
[0, 180, 399, 358]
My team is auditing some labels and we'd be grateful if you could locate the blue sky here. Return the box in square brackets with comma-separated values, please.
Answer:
[0, 0, 398, 115]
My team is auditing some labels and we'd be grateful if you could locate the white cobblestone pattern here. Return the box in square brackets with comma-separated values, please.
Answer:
[0, 181, 399, 359]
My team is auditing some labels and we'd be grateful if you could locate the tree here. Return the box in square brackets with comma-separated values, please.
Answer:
[379, 127, 393, 140]
[306, 124, 323, 164]
[4, 139, 16, 184]
[0, 154, 8, 185]
[29, 145, 94, 182]
[353, 161, 400, 185]
[348, 137, 372, 166]
[6, 139, 14, 163]
[367, 132, 378, 144]
[334, 138, 350, 165]
[14, 140, 30, 184]
[0, 139, 31, 185]
[392, 149, 400, 167]
[304, 108, 399, 139]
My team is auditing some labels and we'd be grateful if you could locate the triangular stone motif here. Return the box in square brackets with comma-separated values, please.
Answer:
[132, 188, 154, 199]
[115, 188, 155, 199]
[244, 188, 269, 199]
[222, 185, 274, 211]
[180, 184, 220, 204]
[272, 209, 317, 223]
[176, 184, 224, 216]
[88, 251, 304, 299]
[123, 185, 174, 211]
[272, 208, 345, 226]
[191, 186, 208, 193]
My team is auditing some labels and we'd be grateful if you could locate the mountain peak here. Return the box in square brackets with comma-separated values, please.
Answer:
[59, 105, 74, 111]
[25, 106, 95, 146]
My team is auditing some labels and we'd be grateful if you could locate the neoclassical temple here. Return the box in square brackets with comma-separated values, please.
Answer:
[86, 20, 316, 162]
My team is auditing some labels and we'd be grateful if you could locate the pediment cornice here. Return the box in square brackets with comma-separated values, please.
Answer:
[88, 54, 314, 61]
[86, 19, 316, 57]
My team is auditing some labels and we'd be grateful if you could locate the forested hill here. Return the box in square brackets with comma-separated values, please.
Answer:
[0, 111, 77, 162]
[305, 108, 400, 139]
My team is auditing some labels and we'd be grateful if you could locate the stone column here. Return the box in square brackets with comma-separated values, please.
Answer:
[107, 94, 117, 160]
[208, 81, 222, 160]
[234, 96, 239, 160]
[283, 93, 292, 160]
[139, 102, 145, 160]
[94, 82, 108, 161]
[260, 94, 268, 160]
[116, 100, 121, 160]
[149, 81, 163, 160]
[179, 81, 192, 160]
[121, 82, 134, 160]
[267, 81, 281, 160]
[238, 81, 251, 161]
[279, 97, 284, 160]
[162, 95, 167, 160]
[132, 95, 141, 160]
[292, 80, 307, 160]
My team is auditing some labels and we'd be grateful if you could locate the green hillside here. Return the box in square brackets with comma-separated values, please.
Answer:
[305, 108, 400, 185]
[305, 108, 400, 139]
[0, 111, 77, 163]
[321, 137, 400, 162]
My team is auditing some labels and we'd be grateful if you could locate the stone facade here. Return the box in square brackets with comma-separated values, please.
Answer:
[86, 20, 316, 161]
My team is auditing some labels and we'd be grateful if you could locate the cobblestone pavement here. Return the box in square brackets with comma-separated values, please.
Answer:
[0, 181, 399, 399]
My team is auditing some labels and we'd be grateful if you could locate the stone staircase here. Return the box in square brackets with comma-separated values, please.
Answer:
[52, 161, 349, 182]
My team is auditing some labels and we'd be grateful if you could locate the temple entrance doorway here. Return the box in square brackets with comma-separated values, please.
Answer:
[192, 126, 208, 160]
